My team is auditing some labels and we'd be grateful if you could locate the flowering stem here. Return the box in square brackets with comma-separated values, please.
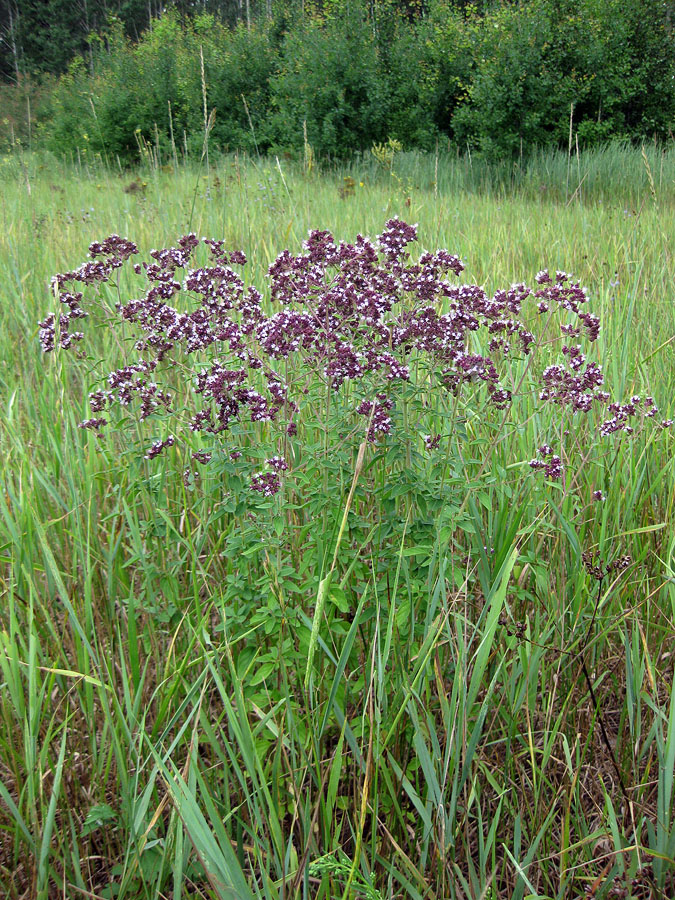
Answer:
[304, 438, 368, 690]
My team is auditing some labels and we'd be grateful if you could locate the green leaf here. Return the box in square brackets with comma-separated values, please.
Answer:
[249, 660, 277, 686]
[82, 802, 118, 836]
[144, 742, 258, 900]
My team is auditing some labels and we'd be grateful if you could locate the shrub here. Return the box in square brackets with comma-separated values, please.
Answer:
[42, 13, 277, 163]
[42, 17, 194, 163]
[204, 19, 278, 155]
[269, 5, 389, 157]
[450, 1, 574, 157]
[32, 0, 675, 162]
[372, 10, 442, 150]
[448, 0, 675, 157]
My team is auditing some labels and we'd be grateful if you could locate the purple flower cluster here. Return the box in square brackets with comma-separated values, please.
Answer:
[41, 220, 670, 478]
[534, 270, 601, 343]
[145, 435, 174, 460]
[250, 471, 281, 497]
[78, 417, 107, 431]
[599, 395, 669, 436]
[38, 292, 87, 352]
[51, 235, 138, 291]
[529, 444, 564, 480]
[192, 450, 212, 465]
[539, 355, 608, 413]
[251, 472, 281, 497]
[249, 456, 289, 497]
[424, 434, 442, 451]
[266, 455, 289, 472]
[357, 395, 394, 442]
[40, 235, 139, 354]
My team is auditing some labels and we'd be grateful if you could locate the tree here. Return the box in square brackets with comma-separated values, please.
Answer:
[0, 0, 22, 81]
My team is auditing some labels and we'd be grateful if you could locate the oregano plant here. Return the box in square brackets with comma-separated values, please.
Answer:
[39, 218, 671, 505]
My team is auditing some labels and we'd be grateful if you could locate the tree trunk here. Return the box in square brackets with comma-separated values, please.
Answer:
[8, 1, 21, 83]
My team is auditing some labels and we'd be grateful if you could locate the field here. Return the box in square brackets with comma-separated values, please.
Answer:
[0, 145, 674, 899]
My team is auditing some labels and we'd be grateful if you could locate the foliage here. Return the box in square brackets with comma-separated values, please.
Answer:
[1, 150, 675, 897]
[0, 0, 274, 80]
[269, 4, 389, 157]
[40, 12, 277, 163]
[8, 0, 672, 163]
[205, 20, 278, 154]
[450, 0, 675, 158]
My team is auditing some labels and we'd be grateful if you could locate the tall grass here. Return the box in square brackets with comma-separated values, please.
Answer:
[0, 145, 674, 898]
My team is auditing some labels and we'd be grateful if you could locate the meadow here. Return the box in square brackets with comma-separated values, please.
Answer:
[0, 143, 674, 899]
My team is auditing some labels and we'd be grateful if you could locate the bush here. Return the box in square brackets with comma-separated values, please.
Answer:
[33, 0, 675, 163]
[269, 4, 389, 157]
[42, 13, 277, 163]
[450, 1, 575, 157]
[449, 0, 675, 158]
[372, 8, 443, 151]
[43, 16, 198, 163]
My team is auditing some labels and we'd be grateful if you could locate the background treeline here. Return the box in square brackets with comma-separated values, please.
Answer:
[1, 0, 674, 161]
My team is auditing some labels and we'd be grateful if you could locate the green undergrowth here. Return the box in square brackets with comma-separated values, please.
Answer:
[0, 149, 674, 898]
